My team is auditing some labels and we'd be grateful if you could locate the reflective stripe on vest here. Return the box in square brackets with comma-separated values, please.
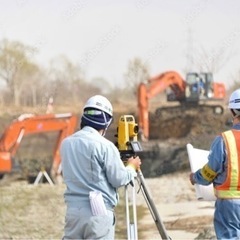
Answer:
[214, 130, 240, 199]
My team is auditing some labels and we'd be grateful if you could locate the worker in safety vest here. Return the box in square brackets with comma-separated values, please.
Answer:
[190, 88, 240, 239]
[60, 95, 141, 240]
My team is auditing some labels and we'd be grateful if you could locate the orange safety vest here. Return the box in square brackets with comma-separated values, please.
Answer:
[214, 129, 240, 199]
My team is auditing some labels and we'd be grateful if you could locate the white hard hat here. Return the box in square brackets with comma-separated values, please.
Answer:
[83, 95, 113, 117]
[228, 89, 240, 109]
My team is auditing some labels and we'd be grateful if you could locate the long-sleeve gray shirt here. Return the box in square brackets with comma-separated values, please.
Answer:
[60, 126, 136, 209]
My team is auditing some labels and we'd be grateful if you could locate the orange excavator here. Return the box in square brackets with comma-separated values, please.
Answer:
[138, 71, 226, 140]
[0, 113, 78, 179]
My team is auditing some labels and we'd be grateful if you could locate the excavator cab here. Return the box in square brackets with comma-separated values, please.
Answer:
[185, 72, 214, 102]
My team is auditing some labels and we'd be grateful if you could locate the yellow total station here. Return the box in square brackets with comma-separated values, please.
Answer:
[116, 115, 142, 154]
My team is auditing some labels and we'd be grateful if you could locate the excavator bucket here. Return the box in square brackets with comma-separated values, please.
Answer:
[0, 152, 11, 172]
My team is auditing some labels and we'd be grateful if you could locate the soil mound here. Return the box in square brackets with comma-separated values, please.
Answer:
[107, 108, 231, 178]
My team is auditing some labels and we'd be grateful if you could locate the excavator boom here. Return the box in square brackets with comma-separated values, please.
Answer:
[138, 71, 186, 140]
[146, 71, 186, 99]
[0, 113, 78, 178]
[138, 71, 226, 140]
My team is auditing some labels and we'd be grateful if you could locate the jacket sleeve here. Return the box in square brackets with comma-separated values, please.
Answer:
[103, 142, 136, 188]
[194, 136, 226, 185]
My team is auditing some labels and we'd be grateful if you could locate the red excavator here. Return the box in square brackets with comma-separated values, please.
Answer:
[0, 113, 78, 180]
[138, 71, 226, 140]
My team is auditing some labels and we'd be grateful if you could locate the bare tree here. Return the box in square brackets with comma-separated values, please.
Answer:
[48, 55, 101, 106]
[90, 77, 112, 95]
[184, 27, 239, 76]
[0, 39, 39, 106]
[21, 65, 44, 107]
[229, 70, 240, 94]
[124, 57, 150, 96]
[192, 45, 236, 74]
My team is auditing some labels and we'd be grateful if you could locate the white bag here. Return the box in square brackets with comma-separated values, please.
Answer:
[89, 191, 108, 216]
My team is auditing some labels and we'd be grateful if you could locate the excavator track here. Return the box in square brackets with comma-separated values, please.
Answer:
[155, 102, 224, 119]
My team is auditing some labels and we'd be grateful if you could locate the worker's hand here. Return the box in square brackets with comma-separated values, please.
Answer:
[189, 173, 196, 185]
[126, 156, 141, 171]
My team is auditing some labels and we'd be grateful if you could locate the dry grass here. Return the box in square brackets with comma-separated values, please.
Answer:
[0, 180, 66, 239]
[0, 177, 216, 240]
[0, 179, 147, 239]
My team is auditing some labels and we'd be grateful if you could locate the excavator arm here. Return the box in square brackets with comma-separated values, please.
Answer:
[138, 71, 186, 140]
[0, 113, 78, 178]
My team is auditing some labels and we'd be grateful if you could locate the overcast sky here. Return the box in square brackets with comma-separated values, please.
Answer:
[1, 0, 240, 90]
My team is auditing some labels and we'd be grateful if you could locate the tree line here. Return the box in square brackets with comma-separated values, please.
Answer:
[0, 39, 151, 113]
[0, 39, 103, 109]
[0, 38, 239, 112]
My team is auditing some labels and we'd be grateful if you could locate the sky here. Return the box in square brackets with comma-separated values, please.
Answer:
[1, 0, 240, 90]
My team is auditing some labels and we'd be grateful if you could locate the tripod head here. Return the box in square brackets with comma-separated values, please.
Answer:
[115, 115, 142, 161]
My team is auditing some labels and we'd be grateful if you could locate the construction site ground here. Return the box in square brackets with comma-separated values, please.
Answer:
[0, 171, 215, 239]
[0, 104, 231, 239]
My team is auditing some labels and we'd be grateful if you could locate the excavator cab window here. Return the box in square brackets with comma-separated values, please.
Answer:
[186, 72, 215, 101]
[200, 72, 214, 98]
[185, 73, 201, 102]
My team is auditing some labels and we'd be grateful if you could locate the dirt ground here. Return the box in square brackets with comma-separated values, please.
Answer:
[0, 103, 231, 239]
[135, 171, 216, 239]
[0, 171, 216, 239]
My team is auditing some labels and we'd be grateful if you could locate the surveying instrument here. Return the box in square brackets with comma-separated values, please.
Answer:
[115, 115, 170, 240]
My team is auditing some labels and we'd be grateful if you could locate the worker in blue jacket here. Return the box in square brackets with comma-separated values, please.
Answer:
[190, 88, 240, 239]
[60, 95, 141, 240]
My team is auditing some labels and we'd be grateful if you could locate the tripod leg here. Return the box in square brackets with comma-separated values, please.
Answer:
[131, 180, 138, 239]
[125, 185, 131, 239]
[137, 170, 170, 240]
[43, 171, 54, 185]
[34, 171, 43, 185]
[125, 182, 138, 240]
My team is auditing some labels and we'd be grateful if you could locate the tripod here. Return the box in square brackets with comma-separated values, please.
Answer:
[124, 169, 170, 240]
[115, 115, 170, 239]
[33, 167, 54, 186]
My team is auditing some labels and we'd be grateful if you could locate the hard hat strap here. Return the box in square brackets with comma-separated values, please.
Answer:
[82, 110, 112, 129]
[232, 109, 240, 118]
[102, 111, 112, 128]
